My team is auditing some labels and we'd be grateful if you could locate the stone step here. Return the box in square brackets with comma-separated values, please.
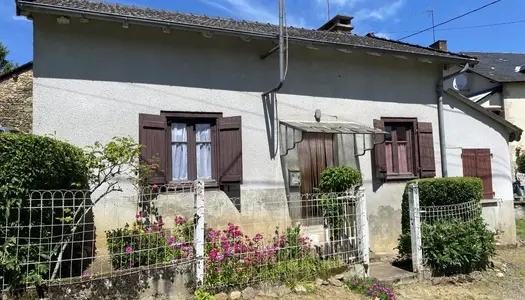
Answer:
[369, 262, 418, 285]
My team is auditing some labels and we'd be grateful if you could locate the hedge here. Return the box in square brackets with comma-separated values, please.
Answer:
[318, 166, 363, 193]
[397, 177, 495, 275]
[0, 133, 92, 288]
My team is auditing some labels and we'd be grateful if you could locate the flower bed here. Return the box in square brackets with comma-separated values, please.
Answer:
[107, 216, 343, 288]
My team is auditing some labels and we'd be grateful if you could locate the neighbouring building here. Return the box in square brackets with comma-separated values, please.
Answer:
[0, 62, 33, 132]
[444, 51, 525, 168]
[15, 0, 522, 260]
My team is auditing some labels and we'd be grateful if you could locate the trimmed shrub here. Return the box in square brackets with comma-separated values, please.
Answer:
[397, 177, 495, 275]
[0, 133, 91, 288]
[318, 166, 363, 193]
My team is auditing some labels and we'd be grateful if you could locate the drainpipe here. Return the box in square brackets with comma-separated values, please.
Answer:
[262, 0, 287, 158]
[437, 63, 470, 177]
[263, 0, 286, 96]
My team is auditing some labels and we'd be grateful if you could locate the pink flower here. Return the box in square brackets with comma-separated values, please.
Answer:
[135, 211, 143, 219]
[82, 271, 90, 277]
[167, 236, 175, 245]
[174, 216, 187, 225]
[152, 184, 158, 192]
[151, 164, 158, 170]
[125, 246, 132, 253]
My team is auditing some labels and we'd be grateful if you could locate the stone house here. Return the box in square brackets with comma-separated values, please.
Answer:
[15, 0, 522, 255]
[0, 62, 33, 132]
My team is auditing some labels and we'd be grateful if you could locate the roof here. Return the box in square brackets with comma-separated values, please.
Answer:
[445, 88, 522, 142]
[280, 121, 386, 135]
[461, 52, 525, 83]
[16, 0, 476, 63]
[0, 61, 33, 82]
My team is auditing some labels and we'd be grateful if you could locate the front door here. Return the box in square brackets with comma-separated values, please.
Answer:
[298, 133, 335, 217]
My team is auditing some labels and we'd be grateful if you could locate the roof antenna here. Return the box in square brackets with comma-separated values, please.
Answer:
[327, 0, 330, 21]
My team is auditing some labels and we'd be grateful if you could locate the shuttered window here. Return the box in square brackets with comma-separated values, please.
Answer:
[139, 112, 243, 186]
[374, 118, 436, 180]
[462, 149, 494, 199]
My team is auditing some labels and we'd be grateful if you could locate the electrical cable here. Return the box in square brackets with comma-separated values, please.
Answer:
[398, 0, 503, 41]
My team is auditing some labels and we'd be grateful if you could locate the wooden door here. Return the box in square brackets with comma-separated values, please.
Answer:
[298, 133, 334, 217]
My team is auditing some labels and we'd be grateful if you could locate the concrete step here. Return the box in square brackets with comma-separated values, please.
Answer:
[369, 262, 417, 285]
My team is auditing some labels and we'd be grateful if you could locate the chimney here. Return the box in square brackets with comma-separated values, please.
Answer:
[318, 15, 354, 33]
[429, 40, 448, 52]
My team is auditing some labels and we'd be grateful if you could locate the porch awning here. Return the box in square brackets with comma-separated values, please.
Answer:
[280, 121, 387, 134]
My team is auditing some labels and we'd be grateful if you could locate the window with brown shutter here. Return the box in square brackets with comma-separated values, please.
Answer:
[139, 112, 243, 186]
[462, 149, 494, 199]
[139, 114, 168, 184]
[373, 118, 436, 180]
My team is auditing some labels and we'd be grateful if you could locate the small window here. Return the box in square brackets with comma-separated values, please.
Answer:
[139, 112, 243, 186]
[383, 120, 416, 177]
[169, 121, 216, 182]
[373, 118, 436, 180]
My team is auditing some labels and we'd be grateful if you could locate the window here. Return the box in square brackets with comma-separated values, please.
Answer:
[462, 149, 493, 199]
[374, 118, 436, 180]
[138, 112, 243, 186]
[384, 121, 416, 176]
[170, 122, 214, 181]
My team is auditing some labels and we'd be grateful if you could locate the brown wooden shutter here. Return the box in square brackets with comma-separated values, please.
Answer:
[417, 122, 436, 178]
[476, 149, 494, 199]
[461, 149, 494, 199]
[218, 116, 243, 184]
[373, 119, 387, 179]
[139, 114, 167, 184]
[461, 149, 477, 177]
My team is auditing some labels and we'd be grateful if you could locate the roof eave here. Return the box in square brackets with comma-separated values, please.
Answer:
[445, 88, 522, 142]
[17, 0, 476, 65]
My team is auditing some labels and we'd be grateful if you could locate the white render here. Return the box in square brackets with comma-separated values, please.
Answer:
[504, 83, 525, 162]
[32, 14, 517, 254]
[444, 93, 516, 243]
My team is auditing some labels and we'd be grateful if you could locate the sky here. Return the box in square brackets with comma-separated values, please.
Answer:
[1, 0, 525, 65]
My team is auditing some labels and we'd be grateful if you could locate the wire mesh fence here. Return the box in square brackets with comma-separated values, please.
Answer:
[1, 181, 370, 296]
[407, 183, 485, 276]
[201, 190, 368, 290]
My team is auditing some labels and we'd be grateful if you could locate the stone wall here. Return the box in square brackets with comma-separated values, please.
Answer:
[0, 69, 33, 132]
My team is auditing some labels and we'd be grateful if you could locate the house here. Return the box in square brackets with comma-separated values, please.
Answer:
[0, 62, 33, 132]
[15, 0, 522, 257]
[444, 52, 525, 168]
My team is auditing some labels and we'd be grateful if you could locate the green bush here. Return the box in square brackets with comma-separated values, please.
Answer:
[0, 133, 91, 289]
[397, 177, 496, 276]
[318, 166, 363, 193]
[517, 147, 525, 173]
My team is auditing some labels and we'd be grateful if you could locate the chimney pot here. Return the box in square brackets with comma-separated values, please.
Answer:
[318, 15, 354, 33]
[429, 40, 447, 52]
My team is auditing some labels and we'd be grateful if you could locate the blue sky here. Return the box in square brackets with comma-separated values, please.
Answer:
[1, 0, 524, 65]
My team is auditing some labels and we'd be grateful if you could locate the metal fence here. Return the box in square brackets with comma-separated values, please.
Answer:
[407, 183, 483, 277]
[1, 181, 370, 295]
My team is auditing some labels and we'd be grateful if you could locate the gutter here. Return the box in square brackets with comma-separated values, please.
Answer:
[16, 1, 476, 65]
[437, 64, 471, 177]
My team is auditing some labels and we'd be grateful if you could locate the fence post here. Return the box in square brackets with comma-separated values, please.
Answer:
[356, 186, 370, 277]
[408, 183, 424, 277]
[194, 180, 205, 286]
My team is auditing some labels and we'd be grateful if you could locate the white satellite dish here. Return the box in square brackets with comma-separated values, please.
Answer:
[453, 74, 468, 91]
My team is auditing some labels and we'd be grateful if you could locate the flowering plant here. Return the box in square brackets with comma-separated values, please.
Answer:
[105, 214, 194, 270]
[204, 222, 318, 286]
[345, 277, 396, 300]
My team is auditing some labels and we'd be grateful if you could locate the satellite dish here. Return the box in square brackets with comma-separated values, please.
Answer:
[453, 74, 468, 91]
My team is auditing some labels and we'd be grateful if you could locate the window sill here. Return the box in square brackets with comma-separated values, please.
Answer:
[384, 174, 418, 181]
[167, 180, 219, 190]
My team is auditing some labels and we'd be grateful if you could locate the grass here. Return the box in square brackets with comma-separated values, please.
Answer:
[516, 219, 525, 240]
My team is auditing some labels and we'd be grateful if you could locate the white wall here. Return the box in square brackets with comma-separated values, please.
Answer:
[504, 83, 525, 163]
[443, 94, 516, 243]
[32, 15, 447, 254]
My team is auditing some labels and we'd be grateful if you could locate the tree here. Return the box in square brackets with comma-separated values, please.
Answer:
[0, 42, 17, 75]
